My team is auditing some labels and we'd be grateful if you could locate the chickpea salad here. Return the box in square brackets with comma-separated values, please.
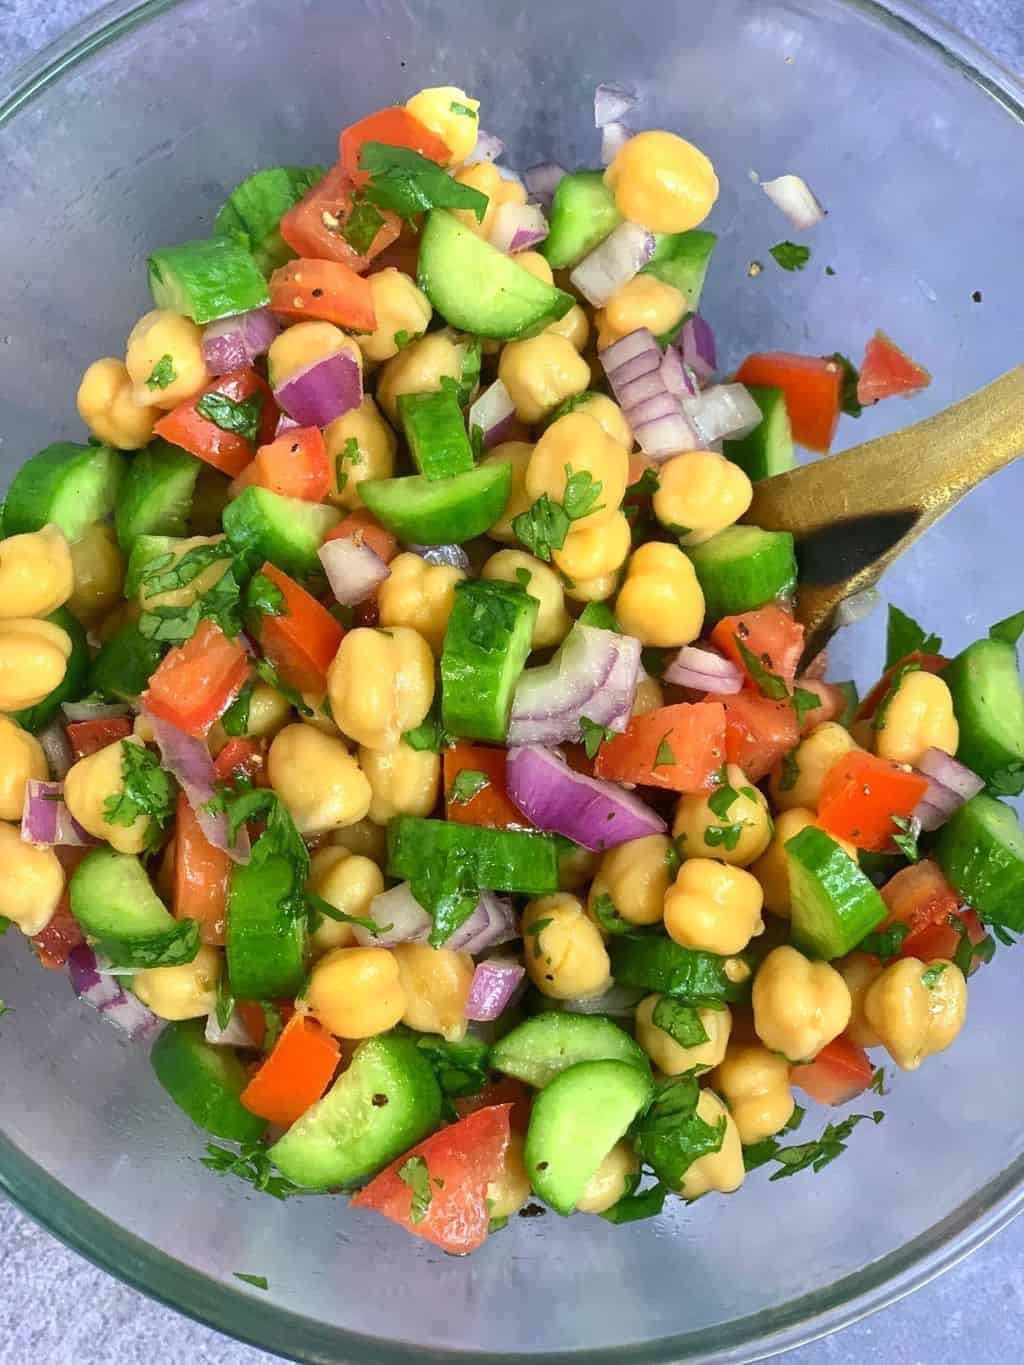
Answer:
[2, 81, 1023, 1259]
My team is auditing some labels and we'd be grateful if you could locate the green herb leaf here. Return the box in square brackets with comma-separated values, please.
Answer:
[989, 761, 1024, 796]
[921, 962, 947, 989]
[342, 195, 386, 254]
[448, 768, 490, 805]
[778, 749, 800, 793]
[469, 421, 484, 460]
[562, 464, 605, 522]
[196, 390, 264, 445]
[654, 734, 676, 768]
[948, 913, 995, 976]
[102, 740, 175, 850]
[631, 1075, 727, 1188]
[415, 1033, 490, 1109]
[792, 687, 822, 726]
[402, 701, 454, 753]
[457, 578, 529, 650]
[333, 437, 364, 497]
[305, 890, 383, 937]
[215, 967, 234, 1032]
[512, 495, 571, 562]
[885, 604, 942, 669]
[873, 660, 921, 731]
[856, 920, 910, 962]
[145, 354, 178, 390]
[360, 142, 488, 222]
[869, 1066, 889, 1096]
[989, 609, 1024, 648]
[746, 1111, 884, 1181]
[140, 542, 233, 596]
[253, 657, 313, 716]
[220, 679, 254, 737]
[393, 328, 416, 351]
[0, 917, 9, 936]
[234, 1273, 269, 1290]
[704, 821, 746, 852]
[891, 815, 920, 862]
[708, 783, 739, 820]
[652, 997, 709, 1048]
[734, 636, 789, 700]
[625, 467, 660, 500]
[398, 1154, 434, 1224]
[449, 101, 478, 118]
[525, 917, 554, 959]
[580, 716, 617, 760]
[599, 1180, 670, 1224]
[827, 353, 863, 418]
[591, 892, 639, 937]
[201, 1141, 306, 1200]
[769, 241, 811, 272]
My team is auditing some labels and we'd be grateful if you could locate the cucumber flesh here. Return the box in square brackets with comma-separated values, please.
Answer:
[226, 855, 307, 1000]
[148, 235, 269, 325]
[609, 936, 753, 1002]
[685, 525, 797, 623]
[151, 1019, 266, 1142]
[10, 606, 90, 733]
[440, 578, 537, 741]
[785, 825, 887, 958]
[360, 463, 511, 546]
[214, 164, 324, 275]
[942, 637, 1024, 795]
[115, 440, 202, 552]
[641, 229, 717, 310]
[70, 847, 200, 967]
[723, 385, 795, 481]
[541, 171, 623, 270]
[936, 792, 1024, 932]
[223, 485, 340, 579]
[491, 1013, 649, 1089]
[3, 442, 125, 540]
[398, 388, 474, 481]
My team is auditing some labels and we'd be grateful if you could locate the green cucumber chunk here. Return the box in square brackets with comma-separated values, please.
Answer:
[541, 170, 623, 270]
[214, 164, 324, 275]
[148, 235, 269, 324]
[360, 463, 510, 546]
[70, 848, 200, 967]
[785, 825, 887, 959]
[609, 936, 754, 1002]
[89, 621, 168, 702]
[723, 385, 795, 481]
[151, 1019, 266, 1142]
[524, 1059, 654, 1214]
[10, 607, 90, 732]
[641, 229, 717, 310]
[491, 1013, 649, 1089]
[935, 793, 1024, 932]
[685, 525, 797, 623]
[270, 1035, 442, 1189]
[3, 442, 125, 540]
[419, 209, 574, 340]
[398, 388, 474, 481]
[943, 637, 1024, 795]
[223, 485, 340, 579]
[115, 440, 202, 552]
[440, 578, 537, 741]
[226, 854, 307, 1000]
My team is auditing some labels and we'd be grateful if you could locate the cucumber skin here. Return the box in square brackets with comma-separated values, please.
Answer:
[360, 464, 511, 546]
[943, 638, 1024, 795]
[386, 817, 561, 899]
[10, 607, 90, 732]
[786, 825, 888, 959]
[148, 235, 269, 325]
[609, 936, 754, 1002]
[441, 579, 537, 741]
[723, 386, 796, 482]
[115, 440, 202, 552]
[223, 486, 340, 579]
[541, 171, 623, 270]
[89, 621, 169, 702]
[686, 525, 797, 623]
[70, 848, 177, 942]
[151, 1019, 266, 1143]
[936, 793, 1024, 932]
[491, 1013, 649, 1089]
[641, 229, 717, 310]
[226, 854, 307, 1000]
[3, 443, 125, 541]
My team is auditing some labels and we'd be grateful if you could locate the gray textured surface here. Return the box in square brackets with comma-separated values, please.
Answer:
[2, 2, 1023, 1362]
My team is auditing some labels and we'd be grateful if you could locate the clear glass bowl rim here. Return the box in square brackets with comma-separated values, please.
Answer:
[1, 3, 1023, 1361]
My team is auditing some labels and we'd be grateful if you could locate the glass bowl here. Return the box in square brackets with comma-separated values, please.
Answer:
[2, 1, 1023, 1360]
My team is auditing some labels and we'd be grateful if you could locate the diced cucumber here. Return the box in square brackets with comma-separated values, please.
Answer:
[148, 235, 270, 324]
[641, 229, 717, 310]
[152, 1019, 266, 1142]
[723, 385, 795, 481]
[685, 525, 797, 623]
[785, 825, 887, 959]
[398, 388, 474, 481]
[441, 579, 537, 741]
[10, 606, 90, 732]
[936, 793, 1024, 932]
[226, 855, 307, 1000]
[70, 848, 200, 967]
[3, 442, 125, 540]
[608, 936, 753, 1002]
[115, 440, 202, 552]
[491, 1013, 648, 1089]
[359, 463, 511, 546]
[270, 1035, 442, 1189]
[419, 209, 574, 340]
[541, 171, 623, 270]
[89, 621, 169, 702]
[943, 637, 1024, 795]
[214, 164, 324, 274]
[223, 485, 340, 579]
[524, 1059, 653, 1215]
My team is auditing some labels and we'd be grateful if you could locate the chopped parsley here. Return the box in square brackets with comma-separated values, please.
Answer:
[458, 577, 530, 649]
[334, 436, 363, 493]
[140, 542, 233, 596]
[631, 1075, 727, 1188]
[579, 716, 617, 760]
[826, 352, 863, 418]
[921, 962, 947, 989]
[856, 920, 910, 962]
[402, 701, 454, 753]
[398, 1154, 434, 1224]
[220, 680, 253, 737]
[704, 821, 746, 852]
[342, 195, 386, 254]
[359, 142, 488, 222]
[102, 740, 175, 850]
[306, 890, 383, 937]
[234, 1273, 269, 1290]
[512, 464, 605, 561]
[652, 997, 709, 1048]
[196, 390, 264, 444]
[591, 893, 637, 937]
[414, 1034, 490, 1113]
[561, 465, 605, 521]
[778, 749, 800, 793]
[448, 768, 490, 805]
[469, 421, 484, 459]
[869, 1066, 889, 1096]
[145, 353, 177, 390]
[733, 637, 789, 700]
[949, 914, 996, 976]
[253, 657, 313, 716]
[139, 566, 245, 644]
[393, 328, 415, 351]
[885, 604, 942, 669]
[873, 660, 921, 731]
[624, 466, 660, 501]
[201, 1141, 304, 1200]
[449, 101, 478, 118]
[246, 570, 288, 619]
[215, 967, 234, 1032]
[743, 1110, 884, 1180]
[791, 687, 822, 726]
[890, 815, 920, 862]
[769, 240, 811, 271]
[525, 917, 553, 958]
[654, 734, 676, 768]
[599, 1180, 670, 1225]
[708, 782, 739, 820]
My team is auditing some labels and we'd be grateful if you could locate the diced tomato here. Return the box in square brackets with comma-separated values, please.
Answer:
[66, 716, 132, 760]
[339, 107, 451, 186]
[256, 562, 345, 696]
[269, 259, 376, 332]
[817, 751, 928, 851]
[240, 1013, 340, 1126]
[324, 509, 399, 564]
[235, 999, 296, 1050]
[856, 652, 948, 722]
[790, 1037, 874, 1106]
[143, 619, 250, 738]
[593, 702, 726, 793]
[444, 744, 531, 829]
[711, 603, 805, 688]
[30, 892, 85, 969]
[351, 1104, 512, 1255]
[857, 330, 931, 406]
[366, 240, 420, 278]
[904, 907, 987, 967]
[721, 691, 800, 782]
[173, 792, 230, 946]
[230, 427, 330, 503]
[734, 352, 843, 453]
[279, 162, 401, 271]
[793, 678, 847, 734]
[454, 1077, 533, 1134]
[213, 737, 265, 785]
[153, 368, 278, 478]
[876, 859, 986, 964]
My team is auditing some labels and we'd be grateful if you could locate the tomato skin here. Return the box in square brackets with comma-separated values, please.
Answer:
[903, 908, 986, 967]
[30, 892, 85, 968]
[593, 702, 727, 793]
[711, 604, 805, 688]
[857, 330, 931, 405]
[790, 1037, 873, 1105]
[339, 107, 451, 185]
[173, 791, 230, 946]
[817, 751, 928, 851]
[720, 691, 800, 782]
[256, 562, 344, 696]
[324, 509, 398, 564]
[213, 737, 265, 785]
[269, 258, 376, 332]
[734, 352, 842, 452]
[279, 162, 401, 271]
[876, 860, 986, 964]
[230, 427, 330, 503]
[454, 1078, 533, 1134]
[445, 744, 531, 829]
[143, 620, 250, 738]
[240, 1013, 340, 1126]
[66, 716, 132, 759]
[856, 652, 948, 722]
[153, 368, 278, 478]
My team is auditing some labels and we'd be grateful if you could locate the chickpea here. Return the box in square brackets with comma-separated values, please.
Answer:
[378, 552, 464, 655]
[589, 834, 674, 927]
[636, 993, 732, 1075]
[307, 846, 385, 956]
[268, 320, 361, 389]
[863, 957, 967, 1071]
[553, 512, 632, 583]
[677, 1090, 745, 1199]
[137, 534, 229, 611]
[481, 442, 534, 544]
[0, 618, 72, 712]
[63, 737, 153, 854]
[548, 303, 590, 352]
[522, 893, 611, 1000]
[836, 952, 884, 1049]
[330, 817, 388, 865]
[557, 842, 600, 893]
[328, 626, 435, 751]
[769, 722, 859, 813]
[0, 716, 47, 821]
[516, 252, 555, 286]
[452, 161, 527, 239]
[564, 571, 620, 604]
[358, 741, 440, 824]
[749, 808, 857, 917]
[575, 1141, 640, 1214]
[564, 393, 633, 450]
[0, 525, 74, 621]
[0, 822, 64, 935]
[664, 858, 765, 956]
[499, 335, 591, 426]
[631, 669, 664, 718]
[482, 550, 571, 648]
[266, 724, 371, 834]
[605, 130, 719, 234]
[673, 765, 771, 868]
[406, 85, 480, 163]
[306, 946, 406, 1039]
[714, 1042, 795, 1145]
[67, 524, 125, 624]
[616, 543, 705, 647]
[300, 691, 343, 737]
[595, 275, 687, 352]
[376, 331, 468, 426]
[76, 358, 157, 450]
[133, 944, 220, 1021]
[392, 942, 475, 1042]
[322, 395, 396, 510]
[358, 269, 433, 365]
[124, 310, 209, 409]
[653, 451, 753, 546]
[243, 682, 292, 739]
[486, 1131, 532, 1220]
[526, 412, 628, 529]
[875, 671, 959, 768]
[752, 945, 852, 1063]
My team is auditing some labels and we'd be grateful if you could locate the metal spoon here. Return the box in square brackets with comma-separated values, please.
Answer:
[743, 365, 1024, 666]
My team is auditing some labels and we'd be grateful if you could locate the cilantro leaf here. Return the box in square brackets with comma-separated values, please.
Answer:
[652, 997, 709, 1048]
[599, 1180, 670, 1224]
[220, 679, 253, 737]
[402, 701, 454, 753]
[234, 1273, 269, 1290]
[948, 913, 996, 976]
[394, 328, 416, 351]
[792, 687, 822, 726]
[449, 101, 478, 118]
[921, 962, 947, 989]
[591, 893, 638, 937]
[891, 815, 920, 862]
[873, 660, 921, 731]
[469, 421, 484, 460]
[746, 1111, 884, 1181]
[625, 467, 660, 501]
[827, 352, 863, 418]
[458, 578, 529, 650]
[359, 142, 488, 222]
[561, 465, 605, 521]
[654, 734, 676, 768]
[580, 716, 617, 760]
[342, 195, 386, 254]
[201, 1141, 306, 1202]
[856, 919, 910, 962]
[631, 1075, 726, 1188]
[448, 769, 490, 805]
[333, 436, 364, 494]
[704, 820, 746, 852]
[253, 657, 313, 716]
[414, 1033, 490, 1112]
[305, 890, 383, 937]
[140, 542, 234, 596]
[778, 750, 800, 792]
[103, 741, 175, 850]
[869, 1066, 889, 1096]
[885, 604, 942, 669]
[196, 391, 264, 444]
[0, 917, 9, 936]
[769, 241, 811, 272]
[398, 1154, 434, 1224]
[247, 571, 288, 620]
[708, 783, 739, 820]
[512, 495, 570, 562]
[525, 917, 554, 959]
[990, 609, 1024, 648]
[145, 354, 177, 390]
[734, 636, 789, 700]
[215, 966, 234, 1032]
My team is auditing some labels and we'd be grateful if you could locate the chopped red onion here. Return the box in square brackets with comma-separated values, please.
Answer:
[21, 780, 99, 847]
[834, 588, 881, 630]
[601, 121, 633, 167]
[143, 707, 250, 864]
[913, 749, 985, 831]
[446, 893, 518, 956]
[465, 958, 527, 1022]
[275, 412, 301, 437]
[205, 1006, 256, 1048]
[601, 326, 701, 459]
[600, 327, 657, 371]
[202, 308, 280, 376]
[68, 945, 161, 1041]
[506, 745, 666, 851]
[470, 129, 504, 162]
[406, 543, 471, 570]
[509, 624, 640, 746]
[353, 882, 433, 948]
[761, 174, 826, 229]
[523, 161, 566, 208]
[273, 349, 362, 428]
[594, 81, 638, 128]
[61, 700, 132, 722]
[679, 315, 718, 383]
[665, 645, 744, 694]
[319, 535, 390, 606]
[489, 202, 549, 254]
[682, 383, 763, 444]
[660, 347, 698, 398]
[36, 718, 73, 780]
[468, 379, 517, 451]
[569, 222, 656, 308]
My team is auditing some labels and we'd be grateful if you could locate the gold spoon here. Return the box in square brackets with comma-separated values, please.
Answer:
[743, 365, 1024, 666]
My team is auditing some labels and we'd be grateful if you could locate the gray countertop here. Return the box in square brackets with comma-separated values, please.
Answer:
[2, 2, 1023, 1362]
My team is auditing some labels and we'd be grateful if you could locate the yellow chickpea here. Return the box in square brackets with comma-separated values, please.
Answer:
[377, 552, 464, 655]
[241, 682, 292, 739]
[836, 952, 884, 1049]
[306, 946, 406, 1039]
[124, 309, 209, 409]
[548, 303, 591, 352]
[864, 957, 967, 1071]
[133, 945, 221, 1021]
[268, 320, 361, 389]
[486, 1131, 532, 1220]
[358, 269, 433, 365]
[714, 1042, 795, 1145]
[522, 893, 611, 1001]
[526, 412, 628, 529]
[328, 626, 435, 752]
[323, 395, 397, 509]
[616, 542, 705, 647]
[516, 252, 555, 285]
[589, 834, 674, 927]
[875, 671, 959, 768]
[652, 451, 753, 546]
[769, 722, 859, 813]
[0, 822, 64, 935]
[358, 741, 440, 824]
[749, 808, 857, 917]
[553, 512, 632, 584]
[636, 993, 732, 1075]
[499, 335, 591, 425]
[0, 618, 72, 713]
[136, 535, 229, 611]
[664, 858, 765, 955]
[672, 764, 771, 867]
[392, 942, 475, 1042]
[481, 442, 534, 544]
[0, 525, 74, 621]
[595, 275, 687, 352]
[67, 524, 126, 624]
[564, 571, 620, 604]
[329, 817, 388, 865]
[575, 1142, 640, 1215]
[266, 724, 371, 834]
[677, 1090, 745, 1199]
[0, 716, 47, 822]
[752, 945, 852, 1062]
[406, 85, 480, 163]
[376, 331, 468, 426]
[482, 550, 571, 648]
[63, 736, 153, 854]
[631, 669, 664, 717]
[557, 842, 601, 893]
[605, 130, 719, 234]
[565, 393, 633, 450]
[76, 358, 157, 450]
[307, 845, 385, 956]
[452, 161, 527, 238]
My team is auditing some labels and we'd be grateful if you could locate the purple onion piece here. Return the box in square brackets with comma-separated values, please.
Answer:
[319, 536, 390, 606]
[202, 309, 280, 376]
[594, 81, 638, 128]
[274, 349, 362, 428]
[144, 708, 249, 864]
[506, 745, 666, 851]
[68, 945, 160, 1041]
[679, 315, 718, 382]
[523, 161, 566, 208]
[465, 959, 527, 1022]
[509, 625, 640, 747]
